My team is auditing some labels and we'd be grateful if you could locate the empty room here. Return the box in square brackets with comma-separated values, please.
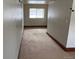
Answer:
[3, 0, 75, 59]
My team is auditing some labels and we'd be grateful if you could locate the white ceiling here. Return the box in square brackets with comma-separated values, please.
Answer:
[23, 0, 55, 4]
[26, 0, 51, 1]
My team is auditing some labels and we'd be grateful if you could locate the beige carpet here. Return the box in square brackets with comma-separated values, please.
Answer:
[19, 27, 75, 59]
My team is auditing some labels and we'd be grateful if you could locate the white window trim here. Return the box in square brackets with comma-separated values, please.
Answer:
[29, 8, 45, 19]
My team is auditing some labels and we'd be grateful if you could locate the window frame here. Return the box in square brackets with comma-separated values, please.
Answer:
[29, 8, 45, 19]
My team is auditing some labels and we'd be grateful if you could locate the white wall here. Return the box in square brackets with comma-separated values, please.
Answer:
[66, 0, 75, 48]
[3, 0, 23, 59]
[47, 0, 73, 47]
[24, 4, 48, 26]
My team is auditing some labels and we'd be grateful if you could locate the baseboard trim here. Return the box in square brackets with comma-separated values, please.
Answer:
[18, 37, 23, 59]
[24, 26, 47, 28]
[47, 32, 75, 52]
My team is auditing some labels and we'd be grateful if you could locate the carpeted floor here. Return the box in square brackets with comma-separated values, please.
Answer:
[19, 27, 75, 59]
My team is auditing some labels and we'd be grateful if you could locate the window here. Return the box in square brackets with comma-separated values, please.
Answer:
[29, 8, 45, 18]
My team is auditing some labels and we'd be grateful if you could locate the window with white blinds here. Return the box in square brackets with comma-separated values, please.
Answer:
[29, 8, 45, 18]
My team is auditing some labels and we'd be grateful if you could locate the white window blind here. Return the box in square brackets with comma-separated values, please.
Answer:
[29, 8, 45, 18]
